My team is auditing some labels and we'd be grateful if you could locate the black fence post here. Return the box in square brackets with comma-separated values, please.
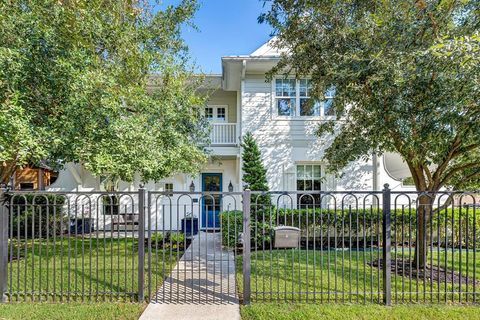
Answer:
[382, 184, 391, 306]
[146, 190, 152, 302]
[138, 185, 146, 302]
[0, 188, 8, 303]
[242, 189, 251, 305]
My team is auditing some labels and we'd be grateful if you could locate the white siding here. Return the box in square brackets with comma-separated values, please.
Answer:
[48, 64, 414, 209]
[241, 74, 371, 191]
[207, 89, 237, 123]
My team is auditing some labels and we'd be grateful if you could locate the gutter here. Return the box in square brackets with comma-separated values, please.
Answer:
[222, 56, 281, 61]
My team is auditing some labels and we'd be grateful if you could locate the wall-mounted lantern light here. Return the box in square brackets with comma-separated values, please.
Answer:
[189, 181, 195, 192]
[228, 181, 234, 192]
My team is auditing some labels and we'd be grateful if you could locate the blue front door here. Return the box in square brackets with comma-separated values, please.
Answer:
[201, 173, 222, 229]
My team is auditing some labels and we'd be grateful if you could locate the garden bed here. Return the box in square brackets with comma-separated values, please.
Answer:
[370, 258, 480, 285]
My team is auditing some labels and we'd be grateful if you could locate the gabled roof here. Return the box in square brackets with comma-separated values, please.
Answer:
[221, 38, 284, 91]
[250, 37, 287, 57]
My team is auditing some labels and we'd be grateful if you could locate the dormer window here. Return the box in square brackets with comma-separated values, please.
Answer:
[274, 78, 335, 118]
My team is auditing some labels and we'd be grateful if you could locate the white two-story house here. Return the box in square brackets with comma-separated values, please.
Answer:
[47, 39, 413, 229]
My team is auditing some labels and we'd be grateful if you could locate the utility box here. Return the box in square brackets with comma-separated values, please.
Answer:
[274, 226, 300, 249]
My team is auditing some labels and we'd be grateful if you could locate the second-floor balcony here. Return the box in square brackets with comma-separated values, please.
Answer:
[210, 123, 238, 146]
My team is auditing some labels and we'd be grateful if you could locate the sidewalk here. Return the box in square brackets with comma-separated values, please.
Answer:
[139, 232, 241, 320]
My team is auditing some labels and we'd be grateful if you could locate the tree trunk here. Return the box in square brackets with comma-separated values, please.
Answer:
[0, 161, 17, 186]
[413, 194, 434, 269]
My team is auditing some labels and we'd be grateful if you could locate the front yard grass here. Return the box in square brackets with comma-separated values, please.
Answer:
[0, 302, 146, 320]
[7, 237, 180, 302]
[240, 303, 480, 320]
[237, 249, 480, 303]
[1, 237, 183, 319]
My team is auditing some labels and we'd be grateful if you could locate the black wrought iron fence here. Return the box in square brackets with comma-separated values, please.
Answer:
[0, 186, 478, 306]
[0, 191, 143, 302]
[145, 191, 243, 303]
[228, 188, 479, 305]
[0, 189, 244, 304]
[390, 192, 480, 304]
[232, 190, 386, 304]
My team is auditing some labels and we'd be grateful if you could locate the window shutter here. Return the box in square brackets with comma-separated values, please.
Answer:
[324, 172, 336, 191]
[282, 166, 296, 191]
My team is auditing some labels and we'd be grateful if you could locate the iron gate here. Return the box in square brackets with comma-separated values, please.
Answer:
[144, 191, 243, 303]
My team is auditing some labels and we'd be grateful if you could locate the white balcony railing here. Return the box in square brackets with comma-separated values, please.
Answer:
[210, 123, 238, 145]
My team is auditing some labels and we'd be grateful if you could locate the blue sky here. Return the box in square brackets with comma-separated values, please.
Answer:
[160, 0, 273, 74]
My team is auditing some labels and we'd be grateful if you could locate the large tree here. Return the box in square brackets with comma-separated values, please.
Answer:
[261, 0, 480, 268]
[0, 0, 209, 184]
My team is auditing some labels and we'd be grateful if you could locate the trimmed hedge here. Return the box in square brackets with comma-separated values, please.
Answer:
[219, 210, 274, 249]
[220, 207, 480, 249]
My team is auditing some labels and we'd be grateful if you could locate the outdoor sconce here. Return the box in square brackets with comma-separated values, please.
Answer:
[228, 181, 234, 192]
[274, 226, 301, 249]
[189, 181, 195, 192]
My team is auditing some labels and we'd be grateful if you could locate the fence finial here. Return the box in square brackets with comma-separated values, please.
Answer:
[383, 183, 390, 190]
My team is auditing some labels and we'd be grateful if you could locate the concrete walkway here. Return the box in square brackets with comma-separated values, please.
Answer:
[139, 232, 240, 320]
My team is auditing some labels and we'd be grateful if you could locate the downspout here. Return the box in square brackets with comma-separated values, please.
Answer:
[372, 153, 379, 191]
[238, 59, 247, 189]
[372, 153, 379, 206]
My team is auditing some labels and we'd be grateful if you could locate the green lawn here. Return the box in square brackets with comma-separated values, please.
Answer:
[237, 249, 480, 304]
[6, 237, 180, 302]
[0, 303, 146, 320]
[240, 303, 480, 320]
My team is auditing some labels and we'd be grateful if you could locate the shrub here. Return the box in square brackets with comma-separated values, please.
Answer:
[220, 210, 243, 248]
[241, 132, 271, 216]
[169, 232, 185, 246]
[219, 210, 274, 249]
[150, 232, 165, 247]
[221, 207, 480, 249]
[7, 194, 67, 238]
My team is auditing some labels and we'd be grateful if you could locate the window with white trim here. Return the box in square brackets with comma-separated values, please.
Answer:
[323, 87, 336, 116]
[205, 107, 213, 119]
[296, 164, 323, 206]
[204, 105, 227, 122]
[164, 183, 174, 196]
[275, 79, 296, 116]
[274, 78, 335, 117]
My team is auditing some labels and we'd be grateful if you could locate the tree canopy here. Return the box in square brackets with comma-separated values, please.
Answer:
[0, 0, 208, 184]
[260, 0, 480, 192]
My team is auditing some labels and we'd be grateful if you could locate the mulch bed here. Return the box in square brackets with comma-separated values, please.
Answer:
[369, 258, 480, 285]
